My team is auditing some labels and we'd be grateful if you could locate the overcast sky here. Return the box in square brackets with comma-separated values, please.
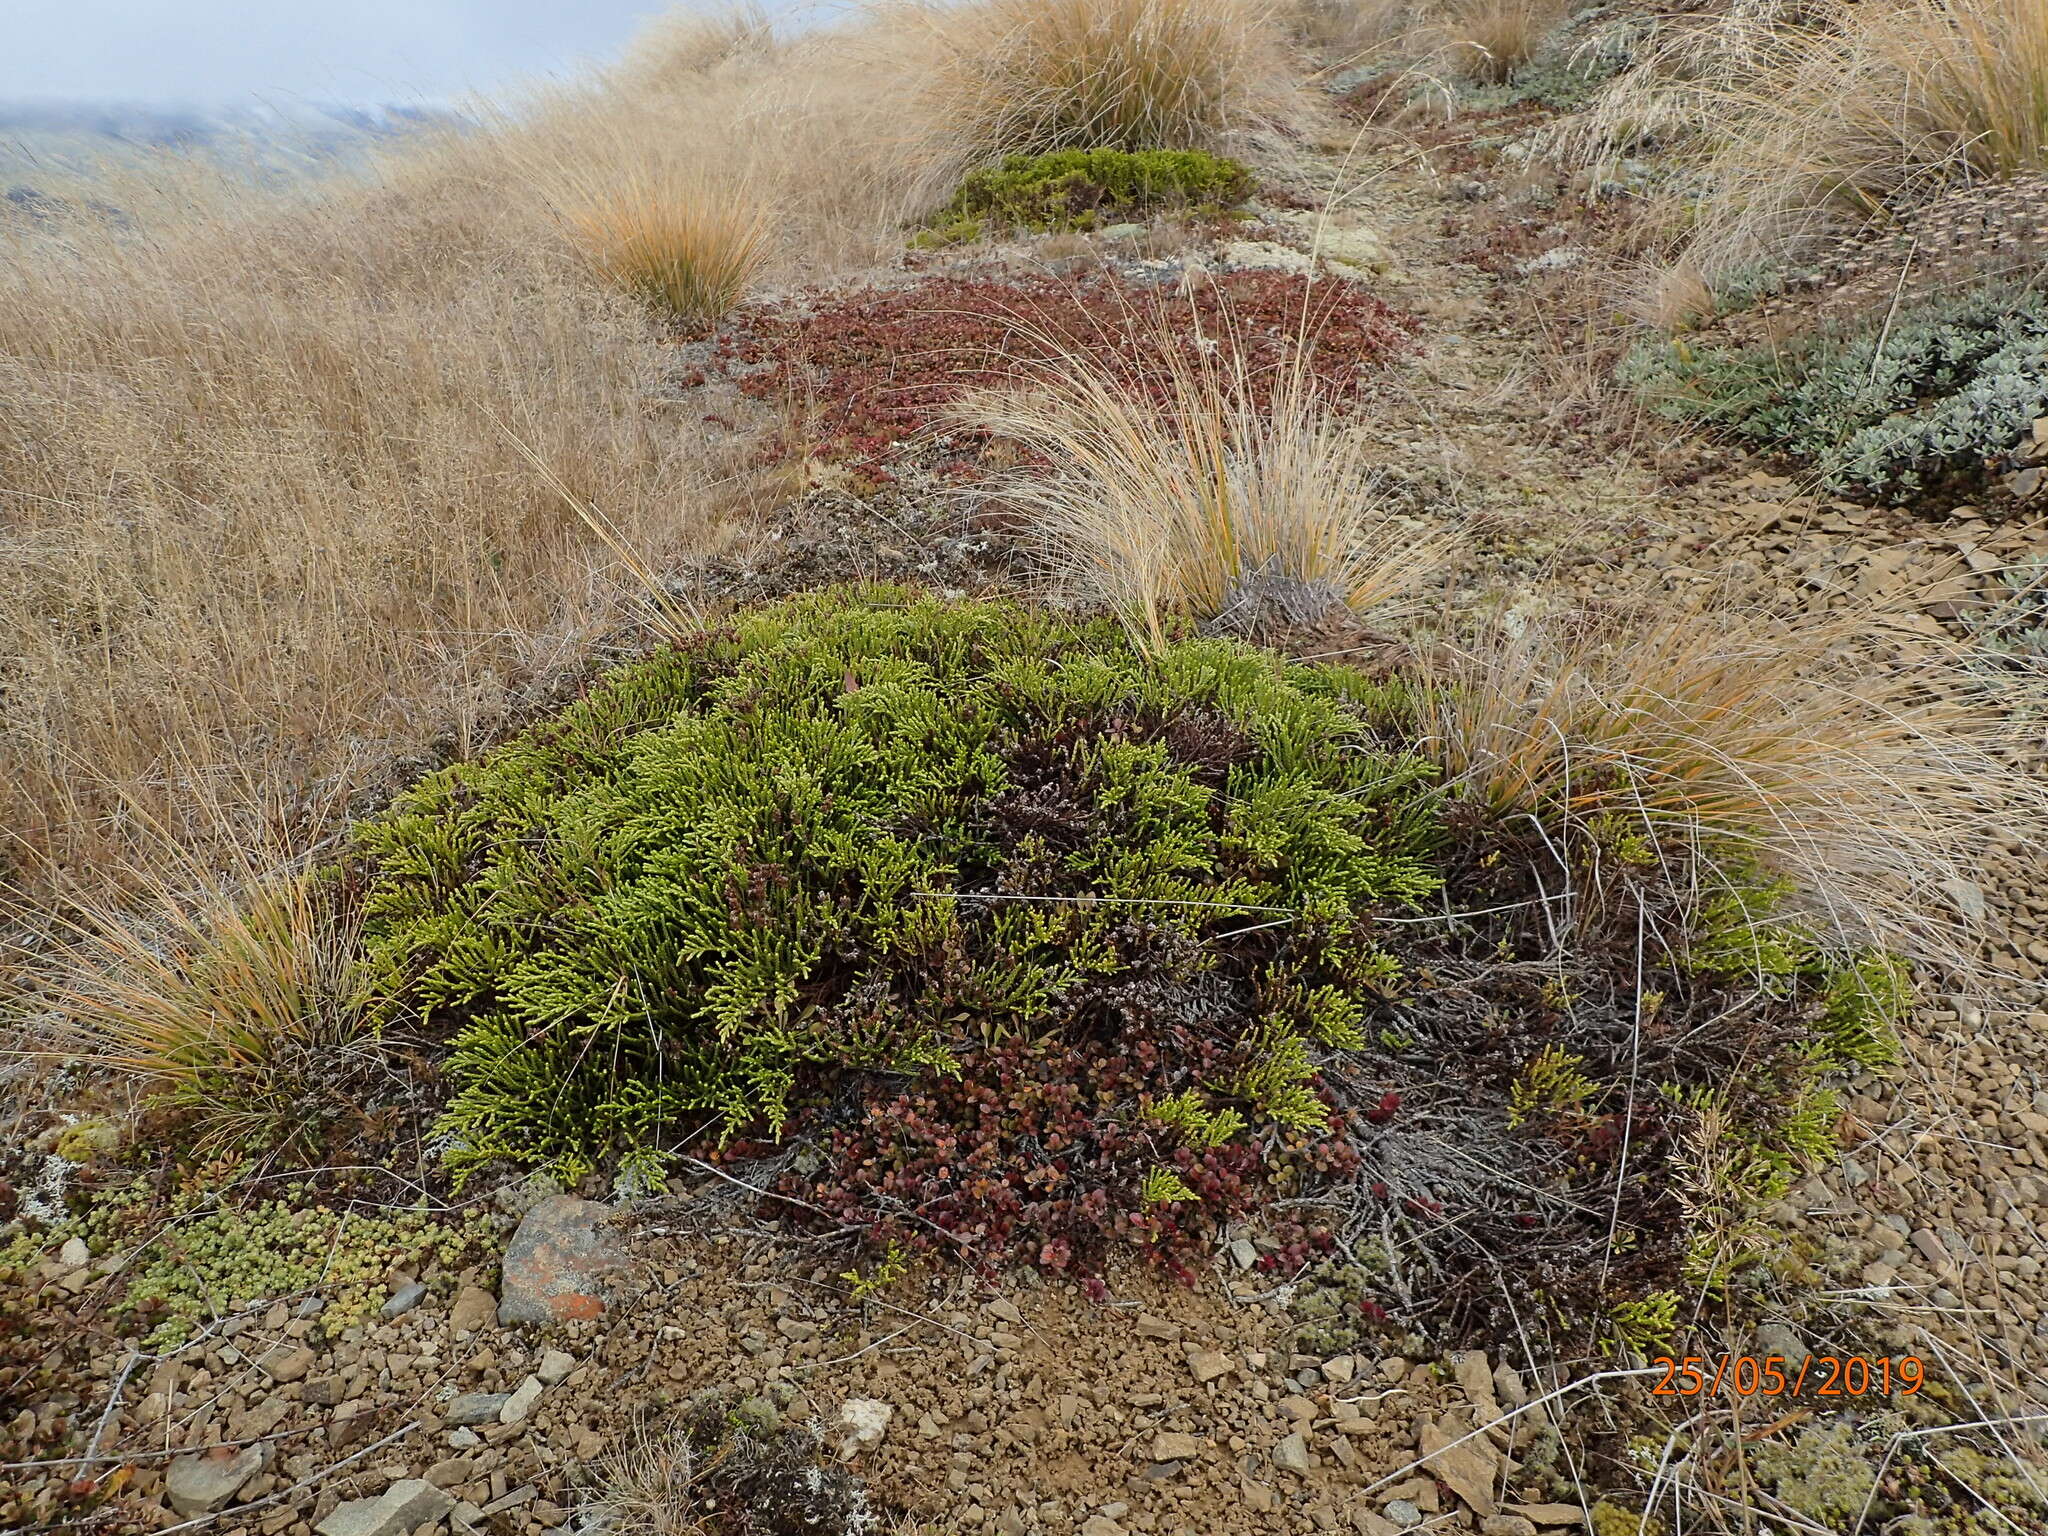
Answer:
[10, 0, 713, 105]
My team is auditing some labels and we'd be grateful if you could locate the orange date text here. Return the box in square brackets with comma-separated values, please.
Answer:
[1650, 1355, 1923, 1398]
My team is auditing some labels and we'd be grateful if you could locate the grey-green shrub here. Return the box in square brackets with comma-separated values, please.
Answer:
[1623, 286, 2048, 500]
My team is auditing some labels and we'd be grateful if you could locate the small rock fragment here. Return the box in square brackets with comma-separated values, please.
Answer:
[425, 1457, 475, 1489]
[497, 1197, 627, 1326]
[380, 1280, 429, 1320]
[498, 1374, 544, 1425]
[1151, 1431, 1202, 1461]
[536, 1348, 576, 1386]
[313, 1478, 455, 1536]
[444, 1392, 511, 1427]
[166, 1442, 271, 1517]
[1911, 1228, 1953, 1271]
[834, 1397, 894, 1459]
[258, 1344, 315, 1383]
[1492, 1362, 1528, 1407]
[1419, 1417, 1502, 1516]
[449, 1284, 498, 1334]
[58, 1237, 90, 1267]
[1455, 1351, 1495, 1406]
[1504, 1503, 1588, 1527]
[1481, 1518, 1539, 1536]
[1271, 1432, 1312, 1473]
[1186, 1350, 1232, 1384]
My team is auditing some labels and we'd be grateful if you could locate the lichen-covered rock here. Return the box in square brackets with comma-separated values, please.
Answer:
[496, 1196, 627, 1326]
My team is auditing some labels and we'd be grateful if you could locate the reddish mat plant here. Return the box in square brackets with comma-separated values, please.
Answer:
[703, 269, 1419, 474]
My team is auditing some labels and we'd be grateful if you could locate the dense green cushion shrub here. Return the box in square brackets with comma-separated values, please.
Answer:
[354, 588, 1904, 1337]
[1622, 287, 2048, 501]
[357, 588, 1438, 1184]
[917, 147, 1254, 245]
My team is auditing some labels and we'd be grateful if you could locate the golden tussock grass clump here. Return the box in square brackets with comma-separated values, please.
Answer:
[42, 867, 367, 1159]
[903, 0, 1309, 160]
[1573, 0, 2048, 284]
[1438, 0, 1573, 84]
[1413, 596, 2047, 967]
[528, 138, 772, 325]
[955, 334, 1446, 651]
[0, 9, 952, 906]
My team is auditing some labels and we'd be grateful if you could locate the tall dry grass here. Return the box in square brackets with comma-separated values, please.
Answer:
[956, 337, 1445, 650]
[905, 0, 1308, 159]
[0, 6, 973, 909]
[1572, 0, 2048, 284]
[1440, 0, 1572, 84]
[0, 158, 730, 900]
[1415, 597, 2045, 965]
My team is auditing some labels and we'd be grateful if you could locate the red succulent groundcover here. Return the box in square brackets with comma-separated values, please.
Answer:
[696, 270, 1419, 473]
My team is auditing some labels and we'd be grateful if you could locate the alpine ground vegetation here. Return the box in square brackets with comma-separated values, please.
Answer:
[354, 589, 1904, 1345]
[916, 147, 1254, 245]
[1623, 285, 2048, 502]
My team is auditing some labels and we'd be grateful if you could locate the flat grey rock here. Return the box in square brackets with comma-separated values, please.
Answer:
[166, 1442, 271, 1517]
[314, 1479, 455, 1536]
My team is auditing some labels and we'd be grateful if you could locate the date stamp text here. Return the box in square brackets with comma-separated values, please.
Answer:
[1651, 1355, 1924, 1398]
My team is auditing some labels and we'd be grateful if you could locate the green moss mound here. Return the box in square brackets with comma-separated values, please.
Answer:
[917, 148, 1254, 245]
[1623, 286, 2048, 502]
[358, 588, 1438, 1183]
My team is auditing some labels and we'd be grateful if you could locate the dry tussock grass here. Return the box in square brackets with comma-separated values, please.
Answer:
[0, 152, 745, 899]
[957, 331, 1445, 649]
[531, 139, 772, 325]
[1573, 0, 2048, 284]
[903, 0, 1308, 160]
[0, 5, 985, 907]
[1283, 0, 1574, 110]
[1440, 0, 1573, 84]
[1415, 596, 2046, 967]
[41, 866, 366, 1159]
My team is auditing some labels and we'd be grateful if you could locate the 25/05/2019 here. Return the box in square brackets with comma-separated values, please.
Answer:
[1651, 1355, 1924, 1397]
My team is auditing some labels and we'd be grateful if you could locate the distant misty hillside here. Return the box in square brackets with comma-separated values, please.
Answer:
[0, 99, 467, 195]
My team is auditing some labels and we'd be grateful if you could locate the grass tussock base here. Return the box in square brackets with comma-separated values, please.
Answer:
[1414, 592, 2042, 970]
